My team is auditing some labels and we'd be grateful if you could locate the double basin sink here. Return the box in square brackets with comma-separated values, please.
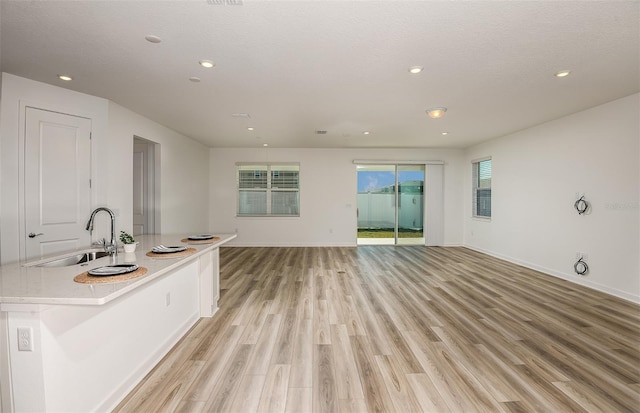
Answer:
[30, 250, 111, 268]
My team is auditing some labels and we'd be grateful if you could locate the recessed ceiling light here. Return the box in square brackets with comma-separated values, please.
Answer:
[408, 66, 423, 74]
[145, 35, 162, 44]
[426, 107, 447, 119]
[199, 60, 215, 69]
[441, 132, 449, 135]
[247, 127, 254, 131]
[363, 131, 371, 135]
[555, 70, 571, 78]
[189, 77, 201, 83]
[57, 74, 72, 81]
[263, 143, 268, 147]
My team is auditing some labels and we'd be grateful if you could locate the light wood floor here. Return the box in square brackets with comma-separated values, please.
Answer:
[115, 246, 640, 412]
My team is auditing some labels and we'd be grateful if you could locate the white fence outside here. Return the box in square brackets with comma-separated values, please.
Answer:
[357, 193, 424, 230]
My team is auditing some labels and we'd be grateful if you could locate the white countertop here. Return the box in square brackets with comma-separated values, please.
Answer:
[0, 233, 236, 307]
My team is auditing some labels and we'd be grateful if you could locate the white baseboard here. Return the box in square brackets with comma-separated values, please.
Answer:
[463, 244, 640, 304]
[225, 241, 357, 248]
[225, 241, 464, 248]
[223, 242, 638, 303]
[100, 312, 200, 412]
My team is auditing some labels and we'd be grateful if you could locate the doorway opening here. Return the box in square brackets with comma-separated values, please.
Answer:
[356, 164, 425, 245]
[133, 136, 160, 235]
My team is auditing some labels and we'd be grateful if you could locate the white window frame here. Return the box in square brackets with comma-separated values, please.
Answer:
[472, 157, 492, 219]
[236, 162, 300, 217]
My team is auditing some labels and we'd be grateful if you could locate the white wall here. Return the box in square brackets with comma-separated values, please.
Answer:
[0, 73, 212, 412]
[107, 102, 210, 235]
[210, 147, 464, 246]
[0, 73, 211, 265]
[464, 93, 640, 302]
[0, 73, 109, 265]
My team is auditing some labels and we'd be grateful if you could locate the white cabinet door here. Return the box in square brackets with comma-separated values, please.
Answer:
[24, 107, 92, 260]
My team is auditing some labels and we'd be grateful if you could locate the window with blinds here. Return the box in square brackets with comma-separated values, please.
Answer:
[472, 158, 492, 218]
[237, 163, 300, 216]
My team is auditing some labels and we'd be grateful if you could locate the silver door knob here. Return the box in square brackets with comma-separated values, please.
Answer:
[28, 232, 44, 238]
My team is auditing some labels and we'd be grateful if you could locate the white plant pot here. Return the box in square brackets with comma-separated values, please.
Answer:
[123, 243, 137, 253]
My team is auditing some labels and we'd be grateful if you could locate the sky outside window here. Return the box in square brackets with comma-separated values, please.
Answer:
[357, 170, 424, 192]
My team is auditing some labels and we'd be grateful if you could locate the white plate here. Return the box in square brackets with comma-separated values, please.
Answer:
[88, 264, 139, 276]
[152, 245, 187, 254]
[188, 234, 214, 240]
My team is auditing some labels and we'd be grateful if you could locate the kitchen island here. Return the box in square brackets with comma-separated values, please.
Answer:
[0, 233, 236, 413]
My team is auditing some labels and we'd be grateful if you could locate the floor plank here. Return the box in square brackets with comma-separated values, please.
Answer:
[116, 246, 640, 413]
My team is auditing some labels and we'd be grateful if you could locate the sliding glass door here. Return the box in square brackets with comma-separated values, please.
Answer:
[397, 164, 425, 245]
[357, 164, 425, 245]
[357, 165, 396, 244]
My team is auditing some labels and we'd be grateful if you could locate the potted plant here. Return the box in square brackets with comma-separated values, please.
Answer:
[119, 231, 137, 253]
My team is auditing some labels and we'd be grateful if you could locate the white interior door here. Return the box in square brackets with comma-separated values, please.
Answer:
[24, 107, 92, 259]
[133, 137, 155, 236]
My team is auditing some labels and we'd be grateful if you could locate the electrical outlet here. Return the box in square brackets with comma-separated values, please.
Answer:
[17, 327, 34, 352]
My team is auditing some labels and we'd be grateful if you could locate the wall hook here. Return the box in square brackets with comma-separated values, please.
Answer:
[574, 195, 589, 215]
[574, 257, 589, 275]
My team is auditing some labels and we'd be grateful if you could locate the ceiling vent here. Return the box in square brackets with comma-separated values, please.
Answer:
[232, 113, 250, 119]
[315, 130, 328, 135]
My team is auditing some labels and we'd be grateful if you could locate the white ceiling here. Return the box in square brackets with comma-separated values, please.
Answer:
[1, 0, 638, 149]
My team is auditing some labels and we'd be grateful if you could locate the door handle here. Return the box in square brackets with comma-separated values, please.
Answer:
[28, 232, 44, 238]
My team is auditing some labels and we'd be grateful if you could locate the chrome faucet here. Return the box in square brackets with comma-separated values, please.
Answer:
[86, 207, 118, 257]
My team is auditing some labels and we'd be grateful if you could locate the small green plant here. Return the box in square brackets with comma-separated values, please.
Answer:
[119, 231, 136, 244]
